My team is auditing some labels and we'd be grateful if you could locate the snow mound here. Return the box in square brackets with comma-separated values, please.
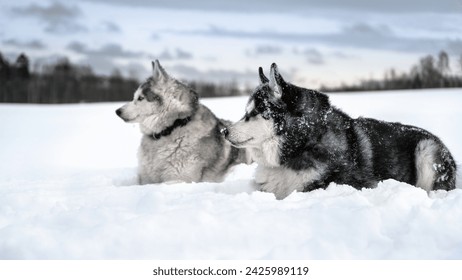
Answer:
[1, 169, 461, 259]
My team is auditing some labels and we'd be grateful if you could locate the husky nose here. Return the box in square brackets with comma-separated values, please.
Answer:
[115, 108, 122, 116]
[220, 127, 229, 138]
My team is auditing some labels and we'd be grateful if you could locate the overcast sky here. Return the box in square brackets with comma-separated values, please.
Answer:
[1, 0, 462, 88]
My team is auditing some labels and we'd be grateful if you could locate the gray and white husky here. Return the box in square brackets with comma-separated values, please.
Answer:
[116, 60, 249, 184]
[223, 63, 457, 199]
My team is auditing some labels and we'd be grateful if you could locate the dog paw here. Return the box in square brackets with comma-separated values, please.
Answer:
[258, 181, 276, 193]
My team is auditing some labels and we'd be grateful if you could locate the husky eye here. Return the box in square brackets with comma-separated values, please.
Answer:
[137, 95, 144, 101]
[244, 110, 258, 121]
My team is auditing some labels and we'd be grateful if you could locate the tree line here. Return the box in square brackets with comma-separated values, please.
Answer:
[321, 51, 462, 92]
[1, 50, 462, 103]
[0, 52, 244, 103]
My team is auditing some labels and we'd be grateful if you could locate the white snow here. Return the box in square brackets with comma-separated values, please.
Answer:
[0, 88, 461, 259]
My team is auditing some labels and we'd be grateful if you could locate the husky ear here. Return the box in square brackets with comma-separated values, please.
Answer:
[258, 67, 269, 84]
[269, 63, 286, 98]
[152, 59, 169, 81]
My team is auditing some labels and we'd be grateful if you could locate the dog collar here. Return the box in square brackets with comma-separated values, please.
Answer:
[151, 116, 192, 140]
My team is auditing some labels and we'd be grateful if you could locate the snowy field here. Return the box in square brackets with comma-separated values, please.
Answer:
[0, 88, 461, 259]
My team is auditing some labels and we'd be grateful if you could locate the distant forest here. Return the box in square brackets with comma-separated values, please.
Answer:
[320, 50, 462, 92]
[0, 52, 244, 103]
[1, 50, 462, 103]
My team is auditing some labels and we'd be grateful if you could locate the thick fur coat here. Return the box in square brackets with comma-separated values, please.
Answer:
[116, 60, 249, 184]
[224, 63, 456, 199]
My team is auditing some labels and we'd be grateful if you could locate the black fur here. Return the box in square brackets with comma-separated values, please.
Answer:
[251, 65, 457, 192]
[151, 116, 191, 140]
[141, 78, 163, 104]
[258, 67, 269, 83]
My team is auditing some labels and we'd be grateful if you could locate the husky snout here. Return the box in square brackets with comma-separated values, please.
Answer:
[115, 105, 135, 122]
[222, 124, 254, 147]
[115, 106, 127, 121]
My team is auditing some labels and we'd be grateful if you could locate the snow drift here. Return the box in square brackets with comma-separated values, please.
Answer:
[0, 89, 461, 259]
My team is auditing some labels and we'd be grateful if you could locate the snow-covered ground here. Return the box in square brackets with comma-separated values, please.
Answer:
[0, 88, 461, 259]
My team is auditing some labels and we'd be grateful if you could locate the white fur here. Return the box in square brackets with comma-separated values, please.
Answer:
[137, 105, 227, 183]
[247, 138, 279, 167]
[255, 165, 323, 199]
[245, 100, 255, 114]
[415, 139, 438, 192]
[117, 88, 145, 123]
[226, 113, 327, 199]
[269, 65, 282, 98]
[226, 115, 280, 166]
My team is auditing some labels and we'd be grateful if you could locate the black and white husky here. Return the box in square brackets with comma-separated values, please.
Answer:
[223, 63, 457, 199]
[116, 60, 249, 184]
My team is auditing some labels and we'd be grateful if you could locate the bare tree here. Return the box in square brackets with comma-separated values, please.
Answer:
[436, 51, 450, 87]
[15, 53, 30, 79]
[437, 50, 450, 75]
[0, 52, 11, 80]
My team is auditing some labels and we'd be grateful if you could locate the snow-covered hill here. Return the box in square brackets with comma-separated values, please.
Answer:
[0, 89, 461, 259]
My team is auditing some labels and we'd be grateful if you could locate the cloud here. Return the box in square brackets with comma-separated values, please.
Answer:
[101, 21, 121, 33]
[254, 45, 283, 55]
[156, 50, 174, 60]
[446, 39, 462, 54]
[66, 42, 147, 76]
[169, 25, 263, 39]
[165, 23, 451, 54]
[175, 49, 193, 60]
[67, 41, 86, 53]
[79, 0, 461, 14]
[330, 23, 455, 54]
[69, 55, 144, 78]
[343, 22, 392, 36]
[65, 42, 194, 76]
[151, 34, 161, 41]
[169, 63, 296, 85]
[155, 49, 193, 60]
[67, 42, 194, 62]
[169, 64, 256, 84]
[67, 42, 145, 58]
[292, 48, 326, 65]
[3, 39, 46, 50]
[96, 44, 145, 58]
[246, 45, 283, 57]
[331, 51, 357, 59]
[11, 2, 87, 34]
[301, 49, 325, 65]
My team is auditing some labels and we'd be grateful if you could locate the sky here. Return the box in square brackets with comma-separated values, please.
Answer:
[1, 0, 462, 88]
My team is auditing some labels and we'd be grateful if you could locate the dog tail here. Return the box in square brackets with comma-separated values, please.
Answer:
[415, 138, 457, 191]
